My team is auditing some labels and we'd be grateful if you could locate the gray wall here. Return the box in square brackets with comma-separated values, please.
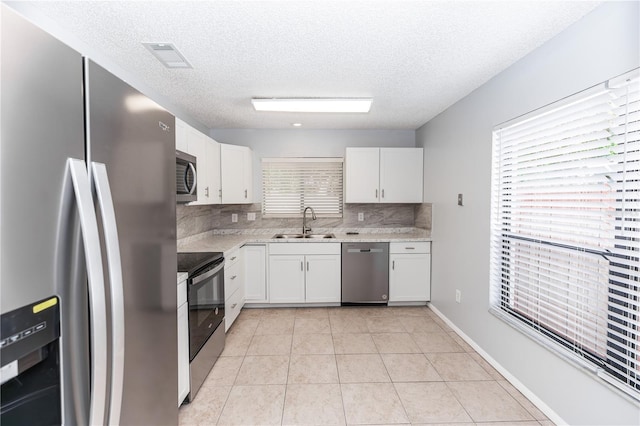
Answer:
[416, 2, 639, 425]
[210, 129, 415, 203]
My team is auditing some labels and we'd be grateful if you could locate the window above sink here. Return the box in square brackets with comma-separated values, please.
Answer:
[262, 158, 343, 218]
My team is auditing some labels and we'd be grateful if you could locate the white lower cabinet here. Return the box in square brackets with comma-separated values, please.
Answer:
[305, 255, 341, 303]
[177, 277, 189, 406]
[224, 248, 245, 331]
[268, 243, 341, 304]
[389, 242, 431, 302]
[243, 245, 268, 303]
[269, 255, 306, 303]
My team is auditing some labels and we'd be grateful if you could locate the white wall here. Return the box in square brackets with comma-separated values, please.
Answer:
[4, 1, 209, 134]
[210, 129, 415, 203]
[416, 2, 639, 425]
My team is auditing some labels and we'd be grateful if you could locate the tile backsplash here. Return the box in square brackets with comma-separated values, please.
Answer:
[177, 203, 432, 240]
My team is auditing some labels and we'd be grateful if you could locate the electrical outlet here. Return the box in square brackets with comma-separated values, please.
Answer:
[458, 193, 464, 206]
[247, 212, 256, 221]
[455, 289, 461, 303]
[358, 212, 364, 221]
[231, 213, 238, 223]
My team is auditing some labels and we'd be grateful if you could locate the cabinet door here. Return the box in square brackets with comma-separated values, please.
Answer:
[175, 118, 188, 152]
[206, 136, 222, 204]
[244, 245, 267, 303]
[177, 302, 189, 405]
[220, 144, 247, 203]
[379, 148, 423, 203]
[345, 147, 380, 203]
[243, 147, 253, 203]
[389, 253, 431, 302]
[305, 255, 341, 303]
[269, 255, 305, 303]
[188, 129, 210, 205]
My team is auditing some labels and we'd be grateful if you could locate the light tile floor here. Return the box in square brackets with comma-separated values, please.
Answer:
[179, 306, 554, 426]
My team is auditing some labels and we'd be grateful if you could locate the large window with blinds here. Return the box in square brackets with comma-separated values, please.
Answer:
[262, 158, 343, 218]
[490, 68, 639, 399]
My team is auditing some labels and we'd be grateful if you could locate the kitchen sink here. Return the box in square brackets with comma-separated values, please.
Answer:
[273, 233, 335, 239]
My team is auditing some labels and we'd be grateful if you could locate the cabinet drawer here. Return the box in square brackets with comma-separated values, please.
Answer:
[225, 247, 240, 268]
[389, 242, 430, 254]
[269, 242, 340, 255]
[177, 281, 187, 306]
[225, 287, 243, 332]
[225, 260, 242, 298]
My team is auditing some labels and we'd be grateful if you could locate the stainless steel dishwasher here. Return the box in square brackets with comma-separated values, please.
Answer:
[341, 242, 389, 304]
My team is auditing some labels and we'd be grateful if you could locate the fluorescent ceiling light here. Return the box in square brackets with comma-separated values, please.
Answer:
[143, 43, 192, 69]
[252, 98, 372, 113]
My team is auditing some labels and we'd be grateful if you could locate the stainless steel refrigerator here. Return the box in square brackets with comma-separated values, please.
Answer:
[1, 6, 178, 425]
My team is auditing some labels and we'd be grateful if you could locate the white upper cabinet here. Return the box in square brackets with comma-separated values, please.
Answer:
[175, 118, 188, 153]
[345, 147, 380, 203]
[220, 143, 253, 204]
[188, 129, 221, 205]
[176, 119, 256, 205]
[345, 147, 423, 203]
[379, 148, 423, 203]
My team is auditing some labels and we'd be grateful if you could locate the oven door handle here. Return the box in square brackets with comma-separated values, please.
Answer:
[190, 262, 224, 286]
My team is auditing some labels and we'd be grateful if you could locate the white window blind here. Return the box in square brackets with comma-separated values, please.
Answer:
[262, 158, 343, 218]
[490, 68, 640, 399]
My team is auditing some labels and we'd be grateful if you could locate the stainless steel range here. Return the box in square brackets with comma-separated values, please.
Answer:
[177, 252, 225, 402]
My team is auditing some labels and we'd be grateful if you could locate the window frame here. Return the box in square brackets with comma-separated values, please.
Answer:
[489, 68, 640, 400]
[261, 157, 344, 219]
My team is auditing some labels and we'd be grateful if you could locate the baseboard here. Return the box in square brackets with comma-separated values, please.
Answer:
[428, 304, 567, 426]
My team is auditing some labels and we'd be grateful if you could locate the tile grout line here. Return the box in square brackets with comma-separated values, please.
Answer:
[279, 319, 296, 426]
[215, 330, 251, 426]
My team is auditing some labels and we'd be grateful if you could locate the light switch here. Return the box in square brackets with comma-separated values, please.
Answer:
[231, 213, 238, 223]
[358, 212, 364, 221]
[457, 193, 463, 206]
[247, 212, 256, 221]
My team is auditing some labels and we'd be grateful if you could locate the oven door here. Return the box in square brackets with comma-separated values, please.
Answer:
[187, 260, 224, 360]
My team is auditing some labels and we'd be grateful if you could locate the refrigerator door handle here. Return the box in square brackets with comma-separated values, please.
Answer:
[68, 158, 108, 426]
[91, 162, 125, 425]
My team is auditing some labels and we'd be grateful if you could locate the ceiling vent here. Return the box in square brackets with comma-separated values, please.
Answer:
[142, 43, 192, 69]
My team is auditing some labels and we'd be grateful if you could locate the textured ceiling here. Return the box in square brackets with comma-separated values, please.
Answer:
[14, 1, 600, 130]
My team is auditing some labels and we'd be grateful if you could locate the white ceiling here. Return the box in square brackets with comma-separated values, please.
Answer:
[16, 1, 600, 130]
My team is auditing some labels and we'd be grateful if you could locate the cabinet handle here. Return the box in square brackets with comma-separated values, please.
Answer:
[219, 189, 222, 198]
[392, 260, 395, 270]
[230, 275, 237, 280]
[205, 186, 209, 197]
[306, 261, 309, 271]
[244, 189, 247, 198]
[230, 256, 237, 261]
[300, 261, 303, 271]
[375, 189, 378, 198]
[382, 189, 385, 198]
[231, 303, 237, 309]
[405, 247, 415, 250]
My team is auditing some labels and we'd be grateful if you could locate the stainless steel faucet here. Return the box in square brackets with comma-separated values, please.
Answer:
[302, 206, 316, 235]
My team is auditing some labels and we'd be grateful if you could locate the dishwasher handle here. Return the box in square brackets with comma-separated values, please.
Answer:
[347, 248, 384, 253]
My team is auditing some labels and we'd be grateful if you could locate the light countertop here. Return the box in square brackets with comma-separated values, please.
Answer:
[178, 228, 431, 257]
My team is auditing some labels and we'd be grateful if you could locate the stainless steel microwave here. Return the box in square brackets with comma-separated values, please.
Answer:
[176, 150, 197, 203]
